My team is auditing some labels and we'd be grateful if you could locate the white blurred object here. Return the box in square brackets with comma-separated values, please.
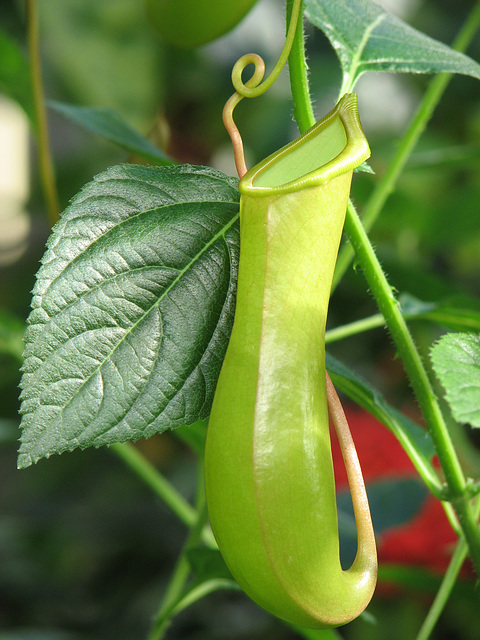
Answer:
[0, 96, 31, 266]
[356, 73, 418, 134]
[373, 0, 421, 20]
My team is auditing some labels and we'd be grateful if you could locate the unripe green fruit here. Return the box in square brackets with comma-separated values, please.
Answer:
[146, 0, 260, 48]
[205, 94, 377, 628]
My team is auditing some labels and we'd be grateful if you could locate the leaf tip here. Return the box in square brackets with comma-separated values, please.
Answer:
[17, 452, 33, 470]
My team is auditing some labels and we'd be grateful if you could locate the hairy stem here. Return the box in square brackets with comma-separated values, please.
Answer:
[332, 2, 480, 289]
[415, 496, 480, 640]
[26, 0, 60, 226]
[286, 0, 315, 132]
[344, 200, 480, 573]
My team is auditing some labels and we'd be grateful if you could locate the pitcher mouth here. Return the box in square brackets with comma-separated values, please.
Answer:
[239, 94, 370, 197]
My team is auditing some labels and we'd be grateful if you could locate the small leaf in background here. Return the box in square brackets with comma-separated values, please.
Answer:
[49, 101, 174, 166]
[186, 547, 233, 582]
[399, 293, 480, 333]
[406, 142, 480, 171]
[0, 29, 35, 127]
[305, 0, 480, 91]
[431, 332, 480, 428]
[18, 164, 240, 468]
[354, 161, 375, 175]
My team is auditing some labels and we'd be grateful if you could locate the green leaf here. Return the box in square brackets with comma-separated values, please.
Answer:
[304, 0, 480, 92]
[49, 101, 174, 165]
[187, 547, 233, 582]
[354, 160, 375, 175]
[430, 332, 480, 428]
[326, 353, 440, 494]
[0, 29, 35, 126]
[18, 164, 240, 468]
[400, 293, 480, 333]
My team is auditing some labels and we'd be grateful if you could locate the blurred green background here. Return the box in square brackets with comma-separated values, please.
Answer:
[1, 0, 480, 638]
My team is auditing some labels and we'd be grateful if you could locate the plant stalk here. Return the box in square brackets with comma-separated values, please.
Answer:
[26, 0, 60, 226]
[286, 0, 316, 132]
[147, 466, 209, 640]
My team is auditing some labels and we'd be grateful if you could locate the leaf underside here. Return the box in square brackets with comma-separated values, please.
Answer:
[18, 164, 240, 468]
[49, 101, 174, 166]
[305, 0, 480, 87]
[431, 332, 480, 428]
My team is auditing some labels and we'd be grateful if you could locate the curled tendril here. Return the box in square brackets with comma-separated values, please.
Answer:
[223, 0, 302, 178]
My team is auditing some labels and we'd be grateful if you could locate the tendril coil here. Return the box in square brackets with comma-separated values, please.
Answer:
[223, 0, 303, 178]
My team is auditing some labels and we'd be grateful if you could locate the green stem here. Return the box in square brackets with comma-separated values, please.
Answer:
[442, 501, 462, 538]
[286, 0, 316, 132]
[147, 466, 209, 640]
[26, 0, 60, 226]
[338, 14, 384, 97]
[415, 496, 480, 640]
[332, 2, 480, 290]
[110, 443, 216, 548]
[344, 200, 480, 573]
[157, 579, 239, 625]
[325, 313, 385, 343]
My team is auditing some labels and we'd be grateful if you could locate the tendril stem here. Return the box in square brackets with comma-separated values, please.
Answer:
[223, 0, 303, 178]
[326, 373, 377, 573]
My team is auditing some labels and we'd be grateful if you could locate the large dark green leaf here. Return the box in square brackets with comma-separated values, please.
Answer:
[305, 0, 480, 92]
[18, 164, 240, 468]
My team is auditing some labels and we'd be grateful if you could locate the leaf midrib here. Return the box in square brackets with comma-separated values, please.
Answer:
[23, 209, 240, 455]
